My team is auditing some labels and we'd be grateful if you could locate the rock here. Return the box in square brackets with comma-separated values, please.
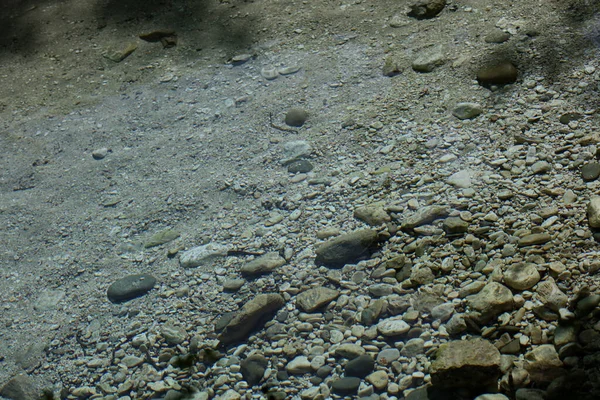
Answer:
[445, 313, 467, 335]
[402, 205, 450, 230]
[230, 53, 253, 65]
[410, 265, 435, 286]
[33, 289, 65, 311]
[430, 339, 501, 390]
[103, 42, 137, 62]
[477, 61, 518, 85]
[336, 344, 366, 359]
[281, 140, 312, 165]
[383, 57, 402, 77]
[285, 108, 308, 127]
[376, 348, 400, 365]
[296, 287, 339, 312]
[412, 45, 445, 72]
[582, 162, 600, 181]
[504, 263, 541, 291]
[431, 302, 455, 322]
[286, 356, 312, 374]
[443, 217, 469, 235]
[576, 294, 600, 316]
[452, 103, 483, 120]
[360, 299, 385, 325]
[261, 67, 279, 80]
[315, 229, 379, 268]
[218, 294, 285, 345]
[377, 316, 410, 336]
[408, 0, 446, 19]
[139, 29, 176, 42]
[278, 66, 301, 75]
[287, 159, 313, 173]
[0, 374, 41, 400]
[524, 344, 565, 384]
[240, 252, 286, 276]
[484, 30, 511, 43]
[367, 370, 389, 390]
[331, 377, 361, 396]
[345, 354, 375, 378]
[92, 147, 109, 159]
[447, 170, 472, 188]
[588, 197, 600, 228]
[223, 278, 245, 292]
[179, 243, 229, 268]
[518, 233, 551, 247]
[144, 228, 180, 248]
[531, 161, 551, 174]
[466, 282, 514, 323]
[107, 273, 157, 303]
[161, 324, 187, 345]
[401, 338, 425, 357]
[354, 204, 391, 226]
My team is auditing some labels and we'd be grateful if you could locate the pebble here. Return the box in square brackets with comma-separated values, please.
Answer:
[106, 274, 157, 303]
[260, 67, 279, 80]
[377, 317, 410, 336]
[284, 108, 309, 127]
[477, 61, 518, 85]
[92, 147, 109, 160]
[452, 103, 483, 120]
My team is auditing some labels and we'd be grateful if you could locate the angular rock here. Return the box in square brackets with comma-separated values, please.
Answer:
[452, 103, 483, 120]
[412, 45, 445, 72]
[218, 294, 285, 345]
[286, 356, 312, 374]
[402, 205, 450, 230]
[360, 299, 386, 325]
[345, 354, 375, 378]
[240, 252, 286, 276]
[401, 338, 425, 357]
[588, 196, 600, 228]
[443, 216, 469, 235]
[447, 170, 472, 188]
[315, 229, 379, 268]
[354, 204, 391, 226]
[430, 339, 501, 390]
[107, 274, 157, 303]
[531, 161, 551, 174]
[144, 228, 180, 248]
[296, 287, 339, 312]
[524, 344, 565, 384]
[504, 263, 541, 291]
[467, 282, 514, 323]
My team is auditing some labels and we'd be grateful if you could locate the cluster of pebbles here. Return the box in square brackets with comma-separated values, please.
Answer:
[5, 0, 600, 399]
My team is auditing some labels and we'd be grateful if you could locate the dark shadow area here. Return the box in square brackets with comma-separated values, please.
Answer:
[0, 0, 51, 53]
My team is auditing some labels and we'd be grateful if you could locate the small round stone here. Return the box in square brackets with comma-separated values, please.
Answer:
[285, 108, 308, 127]
[107, 274, 157, 303]
[582, 162, 600, 181]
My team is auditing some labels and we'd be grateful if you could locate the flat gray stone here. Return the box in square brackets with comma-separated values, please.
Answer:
[582, 162, 600, 181]
[447, 170, 472, 188]
[588, 196, 600, 228]
[315, 229, 379, 268]
[452, 102, 483, 120]
[531, 161, 551, 174]
[412, 45, 445, 72]
[518, 233, 551, 247]
[401, 338, 425, 357]
[354, 204, 391, 226]
[377, 316, 410, 336]
[107, 274, 157, 303]
[240, 252, 286, 276]
[402, 205, 450, 230]
[296, 287, 339, 312]
[179, 243, 229, 268]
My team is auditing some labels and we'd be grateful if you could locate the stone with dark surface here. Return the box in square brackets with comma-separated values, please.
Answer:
[315, 229, 379, 268]
[582, 162, 600, 181]
[452, 102, 483, 120]
[443, 216, 469, 234]
[430, 339, 501, 391]
[518, 233, 551, 247]
[408, 0, 446, 19]
[477, 61, 518, 85]
[107, 273, 157, 303]
[218, 294, 285, 345]
[331, 377, 361, 396]
[296, 287, 339, 312]
[524, 344, 565, 384]
[588, 197, 600, 228]
[287, 159, 313, 173]
[402, 205, 450, 230]
[0, 374, 41, 400]
[285, 108, 308, 127]
[345, 354, 375, 378]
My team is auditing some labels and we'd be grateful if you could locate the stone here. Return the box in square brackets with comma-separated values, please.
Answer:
[103, 42, 137, 62]
[223, 278, 245, 292]
[401, 338, 425, 357]
[431, 302, 455, 322]
[296, 287, 339, 312]
[33, 289, 65, 311]
[412, 45, 445, 72]
[366, 370, 389, 390]
[144, 228, 180, 248]
[92, 147, 109, 159]
[402, 205, 450, 230]
[518, 233, 551, 247]
[354, 204, 391, 226]
[447, 170, 472, 188]
[475, 395, 509, 400]
[230, 53, 253, 65]
[281, 140, 312, 164]
[240, 252, 286, 276]
[287, 159, 313, 173]
[376, 348, 400, 365]
[345, 354, 375, 378]
[383, 57, 402, 77]
[477, 61, 518, 85]
[285, 108, 308, 127]
[377, 316, 410, 336]
[582, 162, 600, 181]
[484, 30, 511, 43]
[107, 273, 157, 303]
[286, 356, 312, 374]
[466, 282, 514, 323]
[452, 103, 483, 120]
[0, 374, 41, 400]
[261, 67, 279, 80]
[335, 344, 366, 359]
[576, 294, 600, 316]
[524, 344, 565, 383]
[588, 197, 600, 228]
[331, 377, 361, 396]
[360, 299, 385, 325]
[218, 294, 285, 345]
[504, 263, 541, 291]
[139, 30, 176, 42]
[179, 243, 229, 268]
[315, 229, 379, 268]
[535, 280, 568, 312]
[531, 161, 551, 174]
[408, 0, 446, 19]
[445, 313, 467, 335]
[443, 216, 469, 235]
[430, 339, 501, 390]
